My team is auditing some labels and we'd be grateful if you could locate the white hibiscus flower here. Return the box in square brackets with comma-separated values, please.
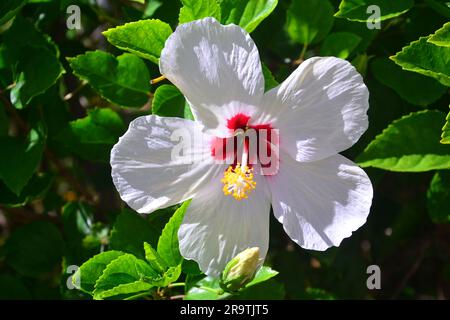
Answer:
[110, 17, 373, 277]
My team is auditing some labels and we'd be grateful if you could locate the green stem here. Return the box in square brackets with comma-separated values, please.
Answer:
[425, 0, 450, 19]
[124, 291, 152, 300]
[198, 286, 224, 295]
[168, 282, 186, 288]
[299, 43, 309, 61]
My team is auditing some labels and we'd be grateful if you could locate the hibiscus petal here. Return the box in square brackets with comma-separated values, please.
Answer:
[110, 115, 218, 213]
[254, 57, 369, 162]
[269, 153, 373, 251]
[160, 17, 265, 135]
[178, 173, 271, 277]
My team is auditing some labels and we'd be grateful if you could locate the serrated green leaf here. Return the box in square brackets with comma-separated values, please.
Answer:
[335, 0, 413, 22]
[185, 277, 230, 300]
[441, 110, 450, 144]
[428, 21, 450, 47]
[3, 18, 64, 109]
[236, 279, 285, 299]
[357, 110, 450, 172]
[4, 221, 64, 277]
[179, 0, 221, 24]
[70, 108, 124, 145]
[427, 171, 450, 224]
[54, 108, 124, 162]
[93, 253, 158, 300]
[103, 19, 172, 64]
[320, 32, 362, 59]
[73, 251, 126, 294]
[0, 126, 45, 195]
[285, 0, 334, 45]
[0, 173, 53, 207]
[157, 201, 190, 267]
[371, 57, 447, 106]
[391, 37, 450, 87]
[154, 264, 182, 287]
[143, 242, 167, 273]
[152, 84, 193, 119]
[68, 51, 150, 108]
[110, 210, 161, 258]
[0, 0, 27, 26]
[220, 0, 278, 33]
[262, 63, 278, 91]
[245, 266, 278, 288]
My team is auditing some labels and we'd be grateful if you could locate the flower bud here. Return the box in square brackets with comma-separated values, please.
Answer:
[220, 247, 260, 292]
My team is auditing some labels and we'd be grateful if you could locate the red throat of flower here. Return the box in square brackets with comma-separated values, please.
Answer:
[211, 113, 279, 200]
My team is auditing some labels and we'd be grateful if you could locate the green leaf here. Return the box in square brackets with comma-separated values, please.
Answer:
[335, 0, 414, 22]
[262, 63, 278, 91]
[152, 84, 193, 119]
[320, 32, 362, 59]
[371, 57, 447, 107]
[93, 253, 158, 300]
[357, 110, 450, 172]
[285, 0, 334, 45]
[157, 201, 190, 267]
[4, 221, 64, 277]
[0, 0, 27, 26]
[4, 18, 64, 109]
[179, 0, 221, 24]
[441, 110, 450, 144]
[54, 108, 124, 162]
[154, 264, 182, 287]
[391, 37, 450, 87]
[245, 266, 279, 288]
[68, 51, 150, 108]
[103, 19, 172, 64]
[0, 173, 53, 207]
[69, 108, 124, 145]
[236, 279, 285, 299]
[185, 277, 230, 300]
[143, 242, 167, 273]
[220, 0, 278, 33]
[427, 171, 450, 224]
[0, 126, 45, 195]
[0, 275, 31, 300]
[73, 251, 126, 294]
[110, 210, 162, 258]
[428, 21, 450, 47]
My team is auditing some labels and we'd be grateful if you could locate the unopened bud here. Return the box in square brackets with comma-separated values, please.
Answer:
[220, 247, 260, 292]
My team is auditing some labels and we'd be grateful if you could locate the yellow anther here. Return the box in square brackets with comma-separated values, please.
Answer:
[221, 164, 256, 200]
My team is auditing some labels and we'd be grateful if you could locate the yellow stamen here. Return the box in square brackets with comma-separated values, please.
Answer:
[150, 75, 166, 85]
[221, 164, 256, 200]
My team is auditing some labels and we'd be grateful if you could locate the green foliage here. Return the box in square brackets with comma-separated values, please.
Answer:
[220, 0, 278, 33]
[179, 0, 221, 24]
[320, 32, 362, 59]
[3, 17, 64, 109]
[68, 51, 150, 108]
[4, 221, 64, 277]
[335, 0, 414, 22]
[157, 201, 189, 267]
[1, 0, 450, 302]
[427, 171, 450, 224]
[109, 209, 161, 257]
[391, 36, 450, 87]
[371, 57, 447, 107]
[285, 0, 334, 45]
[0, 0, 27, 26]
[442, 110, 450, 144]
[428, 21, 450, 47]
[358, 111, 450, 172]
[0, 126, 45, 195]
[103, 20, 172, 64]
[152, 85, 193, 119]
